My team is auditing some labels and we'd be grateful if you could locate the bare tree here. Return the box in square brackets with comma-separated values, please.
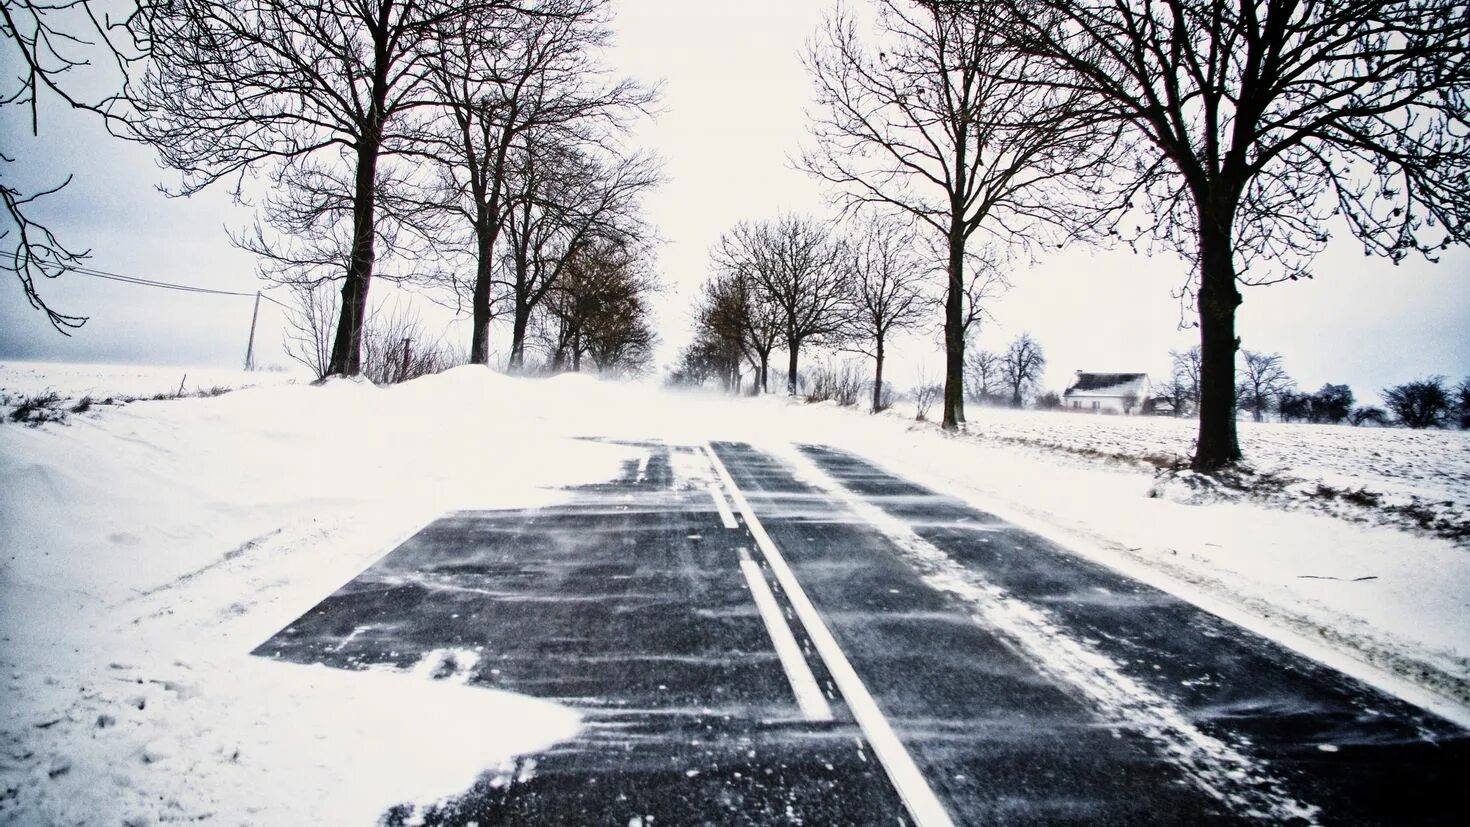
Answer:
[1170, 346, 1203, 416]
[965, 346, 1001, 404]
[282, 281, 339, 381]
[989, 0, 1470, 469]
[2, 0, 140, 331]
[502, 137, 659, 370]
[1383, 377, 1451, 429]
[715, 215, 849, 394]
[1000, 332, 1046, 408]
[536, 236, 656, 374]
[129, 0, 519, 376]
[421, 0, 654, 365]
[1237, 350, 1292, 423]
[804, 0, 1112, 430]
[681, 280, 748, 392]
[705, 249, 784, 394]
[841, 214, 927, 412]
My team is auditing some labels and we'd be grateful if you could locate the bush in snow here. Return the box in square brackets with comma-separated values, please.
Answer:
[805, 361, 865, 407]
[1034, 391, 1062, 410]
[912, 383, 942, 421]
[1348, 406, 1390, 427]
[8, 391, 67, 426]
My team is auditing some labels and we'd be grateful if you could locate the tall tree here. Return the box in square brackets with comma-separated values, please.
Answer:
[714, 215, 849, 395]
[701, 267, 782, 394]
[1000, 331, 1046, 407]
[130, 0, 518, 376]
[1170, 345, 1203, 415]
[990, 0, 1470, 469]
[841, 213, 928, 412]
[804, 0, 1111, 430]
[537, 237, 656, 374]
[1237, 350, 1292, 422]
[422, 0, 653, 365]
[501, 136, 658, 370]
[965, 346, 1001, 403]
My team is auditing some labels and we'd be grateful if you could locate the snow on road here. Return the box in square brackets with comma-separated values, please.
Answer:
[1, 361, 1467, 822]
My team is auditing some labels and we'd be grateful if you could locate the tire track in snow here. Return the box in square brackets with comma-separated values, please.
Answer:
[778, 444, 1322, 825]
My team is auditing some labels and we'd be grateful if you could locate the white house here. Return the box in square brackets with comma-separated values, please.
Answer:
[1063, 372, 1151, 414]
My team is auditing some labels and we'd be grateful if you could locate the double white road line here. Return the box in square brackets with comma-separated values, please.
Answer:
[702, 444, 956, 827]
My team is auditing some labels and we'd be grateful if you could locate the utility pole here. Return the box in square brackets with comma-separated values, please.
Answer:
[244, 290, 262, 371]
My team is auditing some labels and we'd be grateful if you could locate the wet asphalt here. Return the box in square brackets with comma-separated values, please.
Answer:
[253, 440, 1468, 825]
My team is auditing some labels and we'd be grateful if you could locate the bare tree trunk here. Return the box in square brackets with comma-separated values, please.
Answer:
[872, 338, 885, 413]
[1193, 209, 1243, 471]
[941, 225, 966, 429]
[470, 224, 496, 365]
[759, 352, 769, 394]
[328, 138, 380, 376]
[786, 339, 800, 395]
[509, 299, 530, 371]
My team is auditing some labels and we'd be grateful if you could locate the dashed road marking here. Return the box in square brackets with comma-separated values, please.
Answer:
[707, 484, 739, 529]
[736, 547, 833, 722]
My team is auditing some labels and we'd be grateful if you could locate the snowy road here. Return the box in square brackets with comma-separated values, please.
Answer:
[254, 440, 1467, 825]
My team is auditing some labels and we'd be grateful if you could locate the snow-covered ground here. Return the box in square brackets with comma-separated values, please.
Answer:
[917, 402, 1470, 543]
[2, 361, 1467, 823]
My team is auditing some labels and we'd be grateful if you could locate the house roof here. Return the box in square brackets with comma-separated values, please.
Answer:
[1064, 372, 1149, 398]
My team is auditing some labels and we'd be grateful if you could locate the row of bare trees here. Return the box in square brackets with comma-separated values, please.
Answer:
[677, 211, 952, 413]
[795, 0, 1470, 471]
[4, 0, 660, 378]
[133, 0, 661, 377]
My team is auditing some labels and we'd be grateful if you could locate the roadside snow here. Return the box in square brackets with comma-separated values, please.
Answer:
[2, 361, 1467, 823]
[911, 403, 1470, 542]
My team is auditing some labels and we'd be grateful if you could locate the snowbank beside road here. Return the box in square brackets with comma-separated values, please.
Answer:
[2, 361, 1467, 822]
[1, 366, 625, 824]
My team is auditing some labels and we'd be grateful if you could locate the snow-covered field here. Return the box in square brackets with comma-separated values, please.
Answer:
[2, 360, 1467, 823]
[930, 403, 1470, 542]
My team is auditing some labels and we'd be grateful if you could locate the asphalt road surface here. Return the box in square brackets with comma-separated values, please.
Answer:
[254, 440, 1468, 825]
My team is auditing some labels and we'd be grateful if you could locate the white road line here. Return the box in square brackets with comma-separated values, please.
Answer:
[737, 547, 833, 722]
[703, 444, 955, 827]
[776, 444, 1322, 824]
[707, 484, 739, 529]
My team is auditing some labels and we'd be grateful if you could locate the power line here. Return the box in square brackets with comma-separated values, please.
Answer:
[62, 264, 293, 310]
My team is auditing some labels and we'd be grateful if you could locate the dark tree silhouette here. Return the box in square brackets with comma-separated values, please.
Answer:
[684, 275, 754, 392]
[1237, 350, 1292, 422]
[1383, 377, 1450, 429]
[129, 0, 520, 376]
[1001, 332, 1046, 408]
[537, 237, 656, 375]
[804, 0, 1112, 430]
[1312, 384, 1355, 425]
[1455, 377, 1470, 430]
[840, 214, 928, 412]
[1170, 345, 1203, 415]
[986, 0, 1470, 469]
[2, 0, 139, 331]
[701, 264, 783, 394]
[714, 215, 849, 395]
[965, 346, 1001, 404]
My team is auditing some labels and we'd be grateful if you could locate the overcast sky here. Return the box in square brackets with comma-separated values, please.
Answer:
[3, 0, 1466, 401]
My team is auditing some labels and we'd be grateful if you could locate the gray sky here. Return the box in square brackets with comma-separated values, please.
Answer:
[3, 0, 1466, 401]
